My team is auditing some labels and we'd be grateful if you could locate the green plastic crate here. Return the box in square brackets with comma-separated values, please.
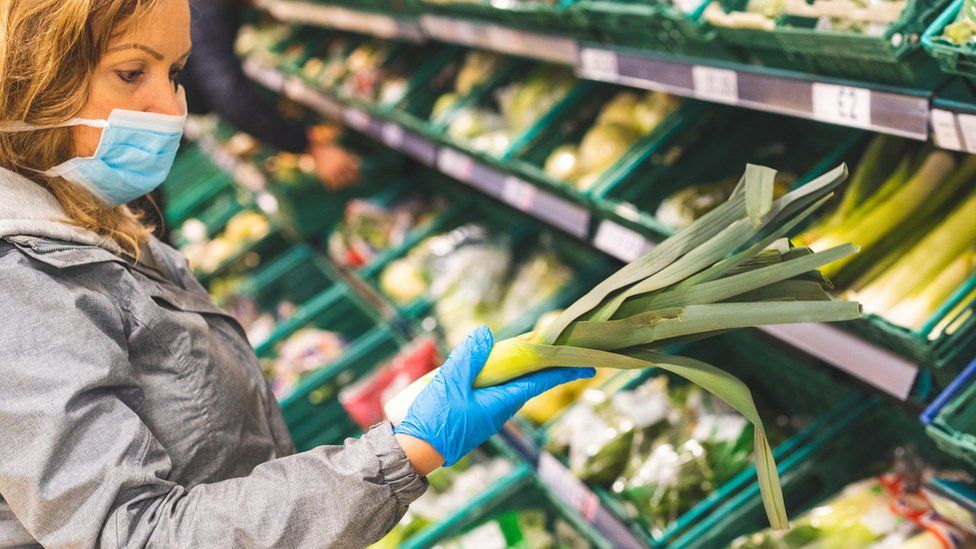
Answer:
[681, 398, 969, 548]
[539, 331, 862, 547]
[508, 87, 700, 204]
[403, 469, 613, 549]
[426, 62, 589, 166]
[709, 0, 951, 87]
[196, 222, 293, 287]
[592, 108, 864, 238]
[417, 0, 595, 37]
[388, 53, 523, 140]
[576, 0, 743, 61]
[236, 244, 339, 319]
[253, 283, 393, 450]
[924, 0, 976, 82]
[163, 159, 239, 228]
[924, 357, 976, 467]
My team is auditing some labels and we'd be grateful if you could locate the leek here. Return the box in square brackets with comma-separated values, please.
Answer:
[386, 163, 862, 531]
[811, 150, 956, 278]
[857, 189, 976, 316]
[885, 250, 976, 330]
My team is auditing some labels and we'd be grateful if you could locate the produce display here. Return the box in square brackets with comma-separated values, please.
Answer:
[379, 224, 575, 346]
[730, 454, 975, 548]
[430, 50, 506, 122]
[656, 173, 793, 229]
[388, 162, 864, 531]
[328, 196, 444, 269]
[443, 65, 577, 156]
[705, 0, 909, 34]
[548, 374, 793, 533]
[339, 338, 442, 430]
[264, 328, 348, 398]
[373, 451, 514, 548]
[180, 210, 271, 275]
[797, 136, 976, 331]
[543, 91, 681, 191]
[943, 0, 976, 44]
[434, 508, 593, 549]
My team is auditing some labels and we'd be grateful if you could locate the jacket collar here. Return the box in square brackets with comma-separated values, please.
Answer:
[0, 166, 123, 255]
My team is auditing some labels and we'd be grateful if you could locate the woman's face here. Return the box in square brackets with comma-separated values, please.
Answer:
[73, 0, 191, 157]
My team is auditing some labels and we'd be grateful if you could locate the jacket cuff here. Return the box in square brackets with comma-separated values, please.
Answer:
[363, 422, 428, 511]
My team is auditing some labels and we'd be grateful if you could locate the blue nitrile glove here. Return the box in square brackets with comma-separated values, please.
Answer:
[394, 325, 595, 466]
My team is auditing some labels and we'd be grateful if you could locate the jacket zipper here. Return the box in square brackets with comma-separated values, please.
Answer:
[24, 240, 99, 254]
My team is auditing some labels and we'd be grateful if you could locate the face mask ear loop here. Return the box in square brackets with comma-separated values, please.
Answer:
[0, 118, 109, 133]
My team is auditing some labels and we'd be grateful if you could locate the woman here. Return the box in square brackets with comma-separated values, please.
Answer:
[0, 1, 593, 546]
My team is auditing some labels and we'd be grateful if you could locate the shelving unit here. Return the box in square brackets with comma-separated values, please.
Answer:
[165, 2, 976, 545]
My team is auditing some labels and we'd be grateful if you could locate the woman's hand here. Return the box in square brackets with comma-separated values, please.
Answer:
[307, 126, 360, 190]
[393, 326, 595, 474]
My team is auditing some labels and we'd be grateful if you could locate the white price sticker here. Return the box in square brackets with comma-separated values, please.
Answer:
[437, 148, 474, 182]
[381, 123, 404, 148]
[594, 220, 652, 262]
[930, 109, 963, 151]
[342, 109, 372, 132]
[812, 83, 871, 128]
[488, 26, 527, 55]
[501, 177, 537, 212]
[956, 113, 976, 154]
[692, 66, 739, 105]
[579, 48, 619, 81]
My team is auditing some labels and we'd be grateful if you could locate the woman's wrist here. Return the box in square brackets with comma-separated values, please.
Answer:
[394, 433, 444, 477]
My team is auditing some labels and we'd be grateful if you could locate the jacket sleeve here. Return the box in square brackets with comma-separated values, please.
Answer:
[0, 253, 427, 548]
[185, 0, 309, 153]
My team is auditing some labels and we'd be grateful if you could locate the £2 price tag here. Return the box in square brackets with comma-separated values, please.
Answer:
[812, 83, 871, 128]
[381, 123, 404, 149]
[578, 47, 619, 82]
[930, 109, 963, 151]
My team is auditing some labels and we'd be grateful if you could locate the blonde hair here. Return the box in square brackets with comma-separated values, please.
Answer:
[0, 0, 161, 259]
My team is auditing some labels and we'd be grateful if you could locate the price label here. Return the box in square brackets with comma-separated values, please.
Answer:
[233, 164, 266, 192]
[342, 108, 372, 132]
[956, 113, 976, 154]
[578, 48, 619, 82]
[930, 109, 963, 151]
[594, 220, 652, 262]
[812, 83, 871, 128]
[488, 26, 527, 55]
[501, 176, 537, 212]
[692, 66, 739, 105]
[437, 148, 474, 182]
[538, 453, 597, 520]
[381, 123, 404, 149]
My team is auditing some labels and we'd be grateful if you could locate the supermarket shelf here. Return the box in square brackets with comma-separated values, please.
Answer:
[576, 44, 932, 141]
[243, 60, 927, 403]
[253, 0, 424, 42]
[499, 424, 645, 549]
[419, 14, 579, 65]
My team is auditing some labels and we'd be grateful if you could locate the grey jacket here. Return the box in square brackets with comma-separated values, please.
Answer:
[0, 167, 427, 548]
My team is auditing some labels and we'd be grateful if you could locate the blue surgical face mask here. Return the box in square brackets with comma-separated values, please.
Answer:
[0, 88, 187, 206]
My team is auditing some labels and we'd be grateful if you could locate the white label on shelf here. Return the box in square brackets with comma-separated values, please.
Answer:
[594, 220, 652, 262]
[284, 78, 342, 119]
[487, 25, 527, 55]
[501, 176, 537, 212]
[930, 109, 963, 151]
[759, 323, 918, 400]
[437, 148, 474, 182]
[692, 66, 739, 105]
[812, 83, 871, 128]
[342, 108, 371, 132]
[578, 47, 619, 82]
[381, 123, 404, 149]
[956, 113, 976, 154]
[538, 452, 594, 518]
[458, 521, 507, 549]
